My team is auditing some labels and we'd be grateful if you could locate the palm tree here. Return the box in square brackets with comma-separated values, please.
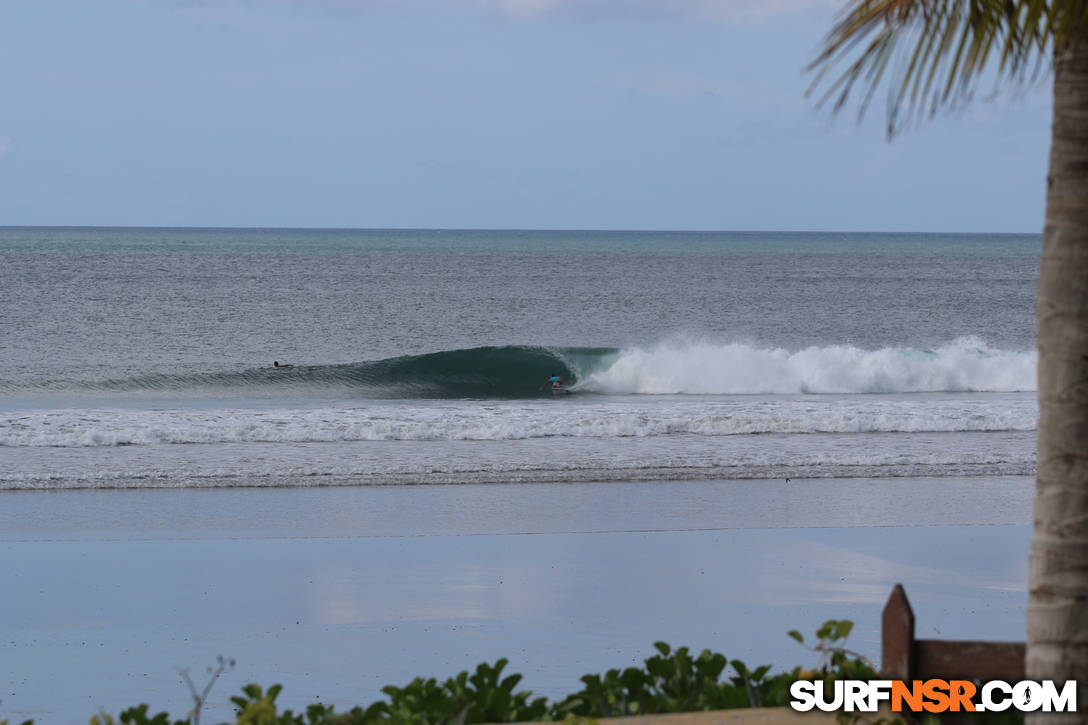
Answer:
[809, 2, 1088, 718]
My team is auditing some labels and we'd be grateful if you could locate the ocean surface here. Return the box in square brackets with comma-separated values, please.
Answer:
[0, 227, 1039, 490]
[1, 227, 1039, 722]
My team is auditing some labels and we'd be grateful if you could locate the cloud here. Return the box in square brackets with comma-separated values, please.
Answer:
[471, 0, 838, 22]
[156, 0, 838, 25]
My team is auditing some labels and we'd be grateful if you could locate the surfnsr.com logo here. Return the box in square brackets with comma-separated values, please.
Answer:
[789, 679, 1078, 714]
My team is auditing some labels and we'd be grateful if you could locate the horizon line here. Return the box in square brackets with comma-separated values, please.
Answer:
[0, 224, 1043, 236]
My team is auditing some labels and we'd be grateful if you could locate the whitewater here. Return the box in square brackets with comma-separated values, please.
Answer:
[570, 337, 1035, 395]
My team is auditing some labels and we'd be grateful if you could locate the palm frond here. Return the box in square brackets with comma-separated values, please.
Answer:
[808, 0, 1088, 136]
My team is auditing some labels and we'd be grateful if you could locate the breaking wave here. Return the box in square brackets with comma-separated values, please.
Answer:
[575, 337, 1035, 395]
[4, 337, 1035, 399]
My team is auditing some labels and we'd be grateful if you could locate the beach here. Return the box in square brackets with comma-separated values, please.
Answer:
[1, 476, 1031, 723]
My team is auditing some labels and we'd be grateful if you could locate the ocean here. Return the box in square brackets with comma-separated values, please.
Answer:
[1, 227, 1039, 490]
[0, 227, 1039, 722]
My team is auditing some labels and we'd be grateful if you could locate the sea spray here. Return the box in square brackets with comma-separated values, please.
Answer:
[577, 337, 1036, 395]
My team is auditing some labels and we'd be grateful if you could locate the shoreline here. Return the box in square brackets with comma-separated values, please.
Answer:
[0, 475, 1032, 541]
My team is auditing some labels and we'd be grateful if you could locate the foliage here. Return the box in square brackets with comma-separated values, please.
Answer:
[90, 703, 190, 725]
[6, 621, 887, 725]
[789, 618, 877, 680]
[367, 659, 550, 724]
[551, 642, 788, 717]
[550, 620, 877, 720]
[183, 656, 236, 725]
[807, 0, 1088, 136]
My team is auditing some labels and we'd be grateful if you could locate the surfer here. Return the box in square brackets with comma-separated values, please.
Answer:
[272, 361, 295, 368]
[539, 373, 569, 393]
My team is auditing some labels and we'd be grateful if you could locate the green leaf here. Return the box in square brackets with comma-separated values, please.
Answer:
[787, 629, 804, 644]
[807, 0, 1062, 137]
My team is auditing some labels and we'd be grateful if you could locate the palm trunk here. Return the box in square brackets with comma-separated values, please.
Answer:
[1028, 31, 1088, 724]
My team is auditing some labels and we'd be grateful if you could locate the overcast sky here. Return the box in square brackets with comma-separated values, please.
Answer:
[0, 0, 1051, 232]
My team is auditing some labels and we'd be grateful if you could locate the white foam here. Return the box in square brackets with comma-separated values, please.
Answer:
[573, 337, 1036, 395]
[0, 393, 1037, 447]
[0, 427, 1036, 489]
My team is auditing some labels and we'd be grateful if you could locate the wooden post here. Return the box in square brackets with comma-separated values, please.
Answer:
[882, 583, 915, 680]
[914, 640, 1025, 681]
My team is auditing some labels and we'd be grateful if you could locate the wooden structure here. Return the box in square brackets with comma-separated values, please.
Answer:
[881, 583, 1025, 682]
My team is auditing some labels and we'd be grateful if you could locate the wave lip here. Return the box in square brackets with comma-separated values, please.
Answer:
[576, 337, 1037, 395]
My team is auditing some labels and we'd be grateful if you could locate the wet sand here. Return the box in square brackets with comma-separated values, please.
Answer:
[0, 477, 1032, 723]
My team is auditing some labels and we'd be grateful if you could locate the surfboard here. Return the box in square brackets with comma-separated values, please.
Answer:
[550, 382, 572, 395]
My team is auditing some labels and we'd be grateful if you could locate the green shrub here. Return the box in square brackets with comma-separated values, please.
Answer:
[10, 620, 885, 725]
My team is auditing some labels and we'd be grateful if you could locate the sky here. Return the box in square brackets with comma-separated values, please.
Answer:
[0, 0, 1052, 232]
